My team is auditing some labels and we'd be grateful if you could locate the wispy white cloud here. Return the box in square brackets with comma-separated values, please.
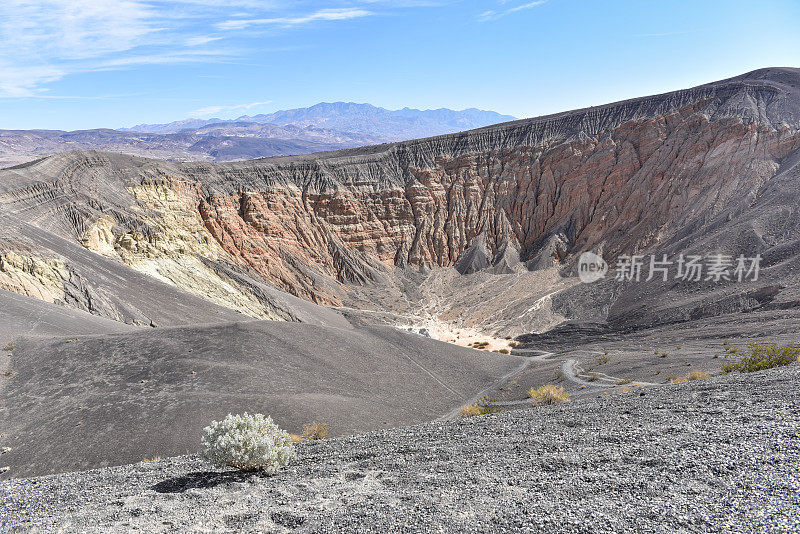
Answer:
[478, 0, 547, 22]
[188, 100, 273, 118]
[185, 35, 222, 46]
[217, 8, 373, 31]
[0, 0, 196, 96]
[94, 49, 235, 69]
[0, 63, 65, 98]
[0, 1, 420, 98]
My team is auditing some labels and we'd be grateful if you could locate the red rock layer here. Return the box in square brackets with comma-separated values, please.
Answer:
[189, 105, 800, 304]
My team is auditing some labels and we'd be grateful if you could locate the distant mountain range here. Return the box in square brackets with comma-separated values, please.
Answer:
[122, 102, 516, 141]
[0, 103, 515, 169]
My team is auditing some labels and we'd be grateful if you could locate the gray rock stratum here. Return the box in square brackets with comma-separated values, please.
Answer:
[2, 364, 798, 533]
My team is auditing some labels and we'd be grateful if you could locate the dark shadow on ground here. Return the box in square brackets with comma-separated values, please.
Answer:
[151, 470, 256, 493]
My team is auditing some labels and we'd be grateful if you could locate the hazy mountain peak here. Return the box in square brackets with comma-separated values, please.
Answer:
[121, 102, 517, 141]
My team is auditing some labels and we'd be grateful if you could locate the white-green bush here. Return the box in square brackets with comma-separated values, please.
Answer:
[201, 412, 296, 473]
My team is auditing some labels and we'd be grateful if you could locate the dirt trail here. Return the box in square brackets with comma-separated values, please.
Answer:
[442, 346, 662, 416]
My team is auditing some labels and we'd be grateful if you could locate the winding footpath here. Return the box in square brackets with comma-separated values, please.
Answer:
[443, 346, 662, 416]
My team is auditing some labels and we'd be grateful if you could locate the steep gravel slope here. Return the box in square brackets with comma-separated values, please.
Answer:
[0, 288, 135, 344]
[2, 365, 798, 533]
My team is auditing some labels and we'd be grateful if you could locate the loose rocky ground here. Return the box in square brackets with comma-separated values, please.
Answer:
[3, 364, 798, 533]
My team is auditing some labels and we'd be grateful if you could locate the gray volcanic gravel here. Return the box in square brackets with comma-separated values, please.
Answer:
[2, 365, 799, 533]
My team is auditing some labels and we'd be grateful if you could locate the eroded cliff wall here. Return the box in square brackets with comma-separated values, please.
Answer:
[1, 67, 799, 317]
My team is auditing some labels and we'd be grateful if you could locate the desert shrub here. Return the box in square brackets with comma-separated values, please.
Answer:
[2, 369, 12, 378]
[687, 370, 710, 380]
[554, 370, 565, 382]
[596, 355, 610, 364]
[2, 342, 13, 351]
[615, 378, 632, 385]
[586, 373, 599, 382]
[722, 342, 800, 373]
[497, 348, 509, 354]
[527, 384, 569, 405]
[302, 422, 329, 441]
[202, 413, 296, 473]
[477, 395, 500, 414]
[460, 404, 482, 417]
[460, 396, 500, 417]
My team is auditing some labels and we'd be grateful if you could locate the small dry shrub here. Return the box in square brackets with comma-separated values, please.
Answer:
[460, 404, 482, 417]
[478, 396, 500, 413]
[2, 342, 13, 351]
[722, 342, 800, 373]
[670, 376, 688, 384]
[527, 384, 569, 405]
[302, 422, 329, 440]
[460, 396, 501, 417]
[687, 370, 710, 381]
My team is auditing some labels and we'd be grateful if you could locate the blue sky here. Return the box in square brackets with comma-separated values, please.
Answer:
[0, 0, 798, 130]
